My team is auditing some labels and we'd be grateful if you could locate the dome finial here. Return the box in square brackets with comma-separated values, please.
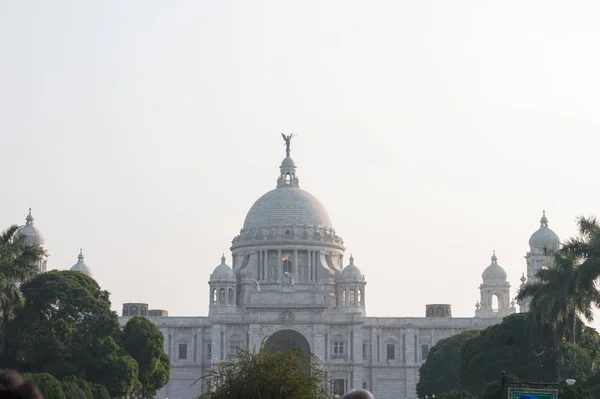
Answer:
[491, 250, 497, 263]
[221, 253, 226, 264]
[520, 273, 526, 283]
[25, 208, 34, 225]
[350, 254, 354, 265]
[540, 210, 548, 227]
[281, 133, 296, 157]
[78, 248, 84, 262]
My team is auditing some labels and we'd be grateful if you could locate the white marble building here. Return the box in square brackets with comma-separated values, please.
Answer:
[16, 140, 560, 399]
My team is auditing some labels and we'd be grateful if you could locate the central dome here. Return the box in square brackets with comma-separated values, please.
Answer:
[243, 187, 332, 230]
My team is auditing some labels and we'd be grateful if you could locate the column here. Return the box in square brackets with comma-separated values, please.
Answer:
[294, 249, 298, 278]
[257, 250, 261, 280]
[263, 250, 267, 281]
[306, 251, 314, 281]
[277, 249, 281, 281]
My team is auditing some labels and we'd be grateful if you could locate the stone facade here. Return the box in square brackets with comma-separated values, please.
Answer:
[12, 140, 559, 399]
[119, 142, 557, 399]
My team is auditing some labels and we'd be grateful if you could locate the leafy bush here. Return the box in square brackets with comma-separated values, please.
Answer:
[23, 373, 65, 399]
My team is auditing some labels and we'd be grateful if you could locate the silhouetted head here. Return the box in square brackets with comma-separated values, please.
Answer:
[341, 389, 376, 399]
[0, 370, 43, 399]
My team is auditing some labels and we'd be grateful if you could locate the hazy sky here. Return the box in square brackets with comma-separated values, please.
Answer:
[2, 1, 600, 326]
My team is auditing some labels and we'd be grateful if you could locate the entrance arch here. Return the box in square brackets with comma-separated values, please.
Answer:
[265, 329, 311, 354]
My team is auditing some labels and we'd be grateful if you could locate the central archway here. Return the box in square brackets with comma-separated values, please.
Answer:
[265, 329, 311, 354]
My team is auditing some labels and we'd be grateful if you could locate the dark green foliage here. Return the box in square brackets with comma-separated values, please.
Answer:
[482, 381, 501, 399]
[121, 316, 170, 398]
[63, 375, 93, 399]
[62, 379, 84, 399]
[197, 343, 334, 399]
[0, 224, 47, 362]
[459, 313, 559, 396]
[417, 329, 481, 397]
[23, 372, 65, 399]
[89, 383, 110, 399]
[6, 270, 138, 397]
[559, 385, 594, 399]
[435, 389, 476, 399]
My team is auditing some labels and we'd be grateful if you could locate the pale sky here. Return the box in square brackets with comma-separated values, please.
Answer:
[2, 1, 600, 326]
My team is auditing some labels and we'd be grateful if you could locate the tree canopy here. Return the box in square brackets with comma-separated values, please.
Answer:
[6, 270, 139, 397]
[197, 343, 334, 399]
[0, 224, 47, 362]
[120, 316, 170, 398]
[417, 329, 481, 397]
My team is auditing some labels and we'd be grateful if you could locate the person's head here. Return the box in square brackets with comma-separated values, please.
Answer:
[0, 370, 43, 399]
[341, 389, 376, 399]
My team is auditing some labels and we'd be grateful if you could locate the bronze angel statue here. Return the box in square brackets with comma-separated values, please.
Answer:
[281, 133, 296, 157]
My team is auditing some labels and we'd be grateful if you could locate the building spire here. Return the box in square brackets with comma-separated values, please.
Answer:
[491, 250, 497, 264]
[221, 253, 226, 264]
[277, 134, 300, 188]
[540, 210, 548, 227]
[25, 208, 34, 225]
[78, 248, 84, 262]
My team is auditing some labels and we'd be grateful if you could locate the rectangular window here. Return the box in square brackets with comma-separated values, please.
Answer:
[387, 343, 396, 360]
[333, 379, 346, 396]
[332, 341, 345, 359]
[362, 343, 367, 360]
[178, 343, 187, 360]
[363, 382, 368, 390]
[206, 344, 212, 360]
[422, 344, 429, 360]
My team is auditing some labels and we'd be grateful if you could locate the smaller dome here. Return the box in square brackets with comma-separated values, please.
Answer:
[210, 254, 235, 281]
[70, 249, 92, 276]
[529, 211, 560, 250]
[17, 209, 45, 247]
[482, 251, 507, 282]
[340, 255, 364, 281]
[280, 156, 296, 168]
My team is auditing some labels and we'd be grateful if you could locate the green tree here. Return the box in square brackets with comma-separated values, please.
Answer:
[0, 224, 47, 362]
[559, 385, 594, 399]
[436, 389, 476, 399]
[516, 252, 597, 348]
[197, 343, 334, 399]
[63, 375, 93, 399]
[121, 316, 170, 398]
[6, 270, 138, 397]
[459, 313, 559, 396]
[417, 329, 481, 397]
[23, 372, 65, 399]
[89, 383, 111, 399]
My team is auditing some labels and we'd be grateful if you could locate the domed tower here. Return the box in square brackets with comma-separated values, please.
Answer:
[17, 208, 47, 273]
[230, 134, 345, 311]
[70, 249, 92, 276]
[476, 251, 515, 318]
[208, 255, 237, 315]
[519, 211, 559, 312]
[338, 255, 366, 315]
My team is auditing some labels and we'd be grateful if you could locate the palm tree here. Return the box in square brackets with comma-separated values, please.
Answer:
[516, 252, 597, 348]
[561, 216, 600, 289]
[0, 224, 47, 362]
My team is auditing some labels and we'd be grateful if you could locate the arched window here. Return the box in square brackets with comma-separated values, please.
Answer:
[212, 288, 217, 305]
[130, 306, 138, 316]
[140, 306, 147, 316]
[342, 289, 347, 306]
[349, 289, 356, 305]
[228, 288, 234, 304]
[219, 288, 226, 304]
[122, 306, 129, 316]
[285, 173, 291, 183]
[427, 307, 434, 317]
[283, 259, 292, 274]
[492, 294, 499, 311]
[358, 289, 363, 305]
